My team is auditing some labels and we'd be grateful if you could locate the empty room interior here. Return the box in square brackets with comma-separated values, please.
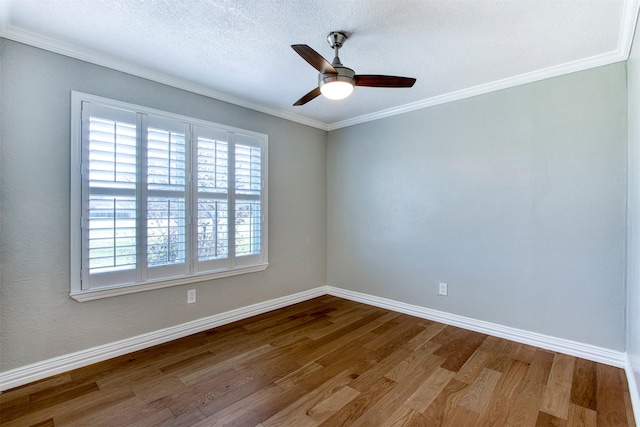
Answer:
[3, 0, 640, 425]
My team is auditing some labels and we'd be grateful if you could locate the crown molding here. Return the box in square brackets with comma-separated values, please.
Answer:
[620, 0, 640, 59]
[0, 25, 329, 131]
[1, 0, 639, 132]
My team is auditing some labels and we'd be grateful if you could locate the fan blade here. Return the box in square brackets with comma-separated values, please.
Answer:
[293, 87, 322, 106]
[292, 45, 337, 74]
[355, 75, 416, 88]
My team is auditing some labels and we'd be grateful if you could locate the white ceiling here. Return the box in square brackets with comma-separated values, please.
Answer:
[1, 0, 638, 130]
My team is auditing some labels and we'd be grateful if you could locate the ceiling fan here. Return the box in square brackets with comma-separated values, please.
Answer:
[291, 32, 417, 106]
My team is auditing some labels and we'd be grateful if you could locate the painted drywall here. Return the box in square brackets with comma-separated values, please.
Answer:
[627, 11, 640, 403]
[327, 63, 627, 350]
[0, 39, 327, 372]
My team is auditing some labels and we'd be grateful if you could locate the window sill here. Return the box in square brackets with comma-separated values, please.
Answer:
[70, 263, 269, 302]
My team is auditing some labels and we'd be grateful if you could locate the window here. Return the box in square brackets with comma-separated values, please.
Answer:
[70, 92, 268, 301]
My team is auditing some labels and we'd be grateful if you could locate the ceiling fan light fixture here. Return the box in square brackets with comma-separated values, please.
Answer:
[320, 80, 354, 100]
[318, 68, 356, 100]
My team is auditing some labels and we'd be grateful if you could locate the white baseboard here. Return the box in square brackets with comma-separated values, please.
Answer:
[0, 284, 632, 400]
[624, 354, 640, 423]
[326, 286, 626, 368]
[0, 286, 327, 392]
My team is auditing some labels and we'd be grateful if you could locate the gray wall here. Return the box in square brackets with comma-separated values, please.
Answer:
[627, 12, 640, 402]
[0, 35, 631, 376]
[327, 63, 627, 350]
[0, 40, 327, 371]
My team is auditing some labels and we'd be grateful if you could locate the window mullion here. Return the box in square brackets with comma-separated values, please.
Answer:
[228, 133, 236, 268]
[136, 113, 148, 283]
[186, 125, 195, 275]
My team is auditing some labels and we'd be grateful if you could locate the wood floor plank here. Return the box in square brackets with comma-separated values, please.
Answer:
[540, 353, 575, 419]
[0, 296, 634, 427]
[178, 343, 275, 386]
[570, 358, 597, 411]
[404, 321, 446, 351]
[457, 367, 502, 414]
[511, 342, 538, 364]
[348, 346, 413, 392]
[0, 374, 72, 404]
[155, 407, 207, 427]
[442, 406, 480, 427]
[505, 379, 545, 427]
[380, 404, 420, 427]
[384, 342, 442, 382]
[196, 372, 275, 418]
[27, 419, 55, 427]
[404, 367, 456, 413]
[302, 305, 379, 341]
[420, 378, 471, 425]
[293, 344, 372, 392]
[261, 370, 354, 426]
[0, 380, 101, 424]
[317, 376, 397, 427]
[267, 316, 335, 347]
[484, 338, 519, 373]
[131, 374, 186, 402]
[6, 388, 134, 427]
[526, 348, 556, 385]
[454, 349, 494, 385]
[293, 310, 391, 366]
[125, 407, 177, 427]
[240, 299, 336, 332]
[306, 385, 360, 423]
[363, 315, 424, 350]
[274, 361, 324, 385]
[433, 329, 488, 372]
[194, 377, 306, 426]
[475, 359, 530, 426]
[151, 367, 239, 417]
[350, 354, 454, 426]
[536, 411, 568, 426]
[567, 403, 597, 426]
[596, 363, 630, 426]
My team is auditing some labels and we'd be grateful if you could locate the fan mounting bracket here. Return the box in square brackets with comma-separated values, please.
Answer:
[327, 31, 348, 49]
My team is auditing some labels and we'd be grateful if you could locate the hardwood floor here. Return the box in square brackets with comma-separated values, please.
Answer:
[0, 296, 635, 426]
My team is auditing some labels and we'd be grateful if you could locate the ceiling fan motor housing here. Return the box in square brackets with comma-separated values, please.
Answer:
[318, 66, 355, 88]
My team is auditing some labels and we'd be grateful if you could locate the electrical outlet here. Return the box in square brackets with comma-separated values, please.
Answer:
[438, 282, 448, 296]
[187, 289, 196, 304]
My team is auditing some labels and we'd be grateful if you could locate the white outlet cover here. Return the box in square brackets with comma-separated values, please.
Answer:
[438, 282, 448, 296]
[187, 289, 196, 303]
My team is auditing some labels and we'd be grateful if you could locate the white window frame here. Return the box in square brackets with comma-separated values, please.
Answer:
[70, 92, 268, 301]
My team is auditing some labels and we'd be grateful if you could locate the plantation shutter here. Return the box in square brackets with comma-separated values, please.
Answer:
[82, 103, 139, 288]
[194, 126, 230, 272]
[145, 116, 189, 280]
[234, 133, 263, 267]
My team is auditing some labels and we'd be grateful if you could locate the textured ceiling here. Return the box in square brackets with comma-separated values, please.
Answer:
[1, 0, 638, 129]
